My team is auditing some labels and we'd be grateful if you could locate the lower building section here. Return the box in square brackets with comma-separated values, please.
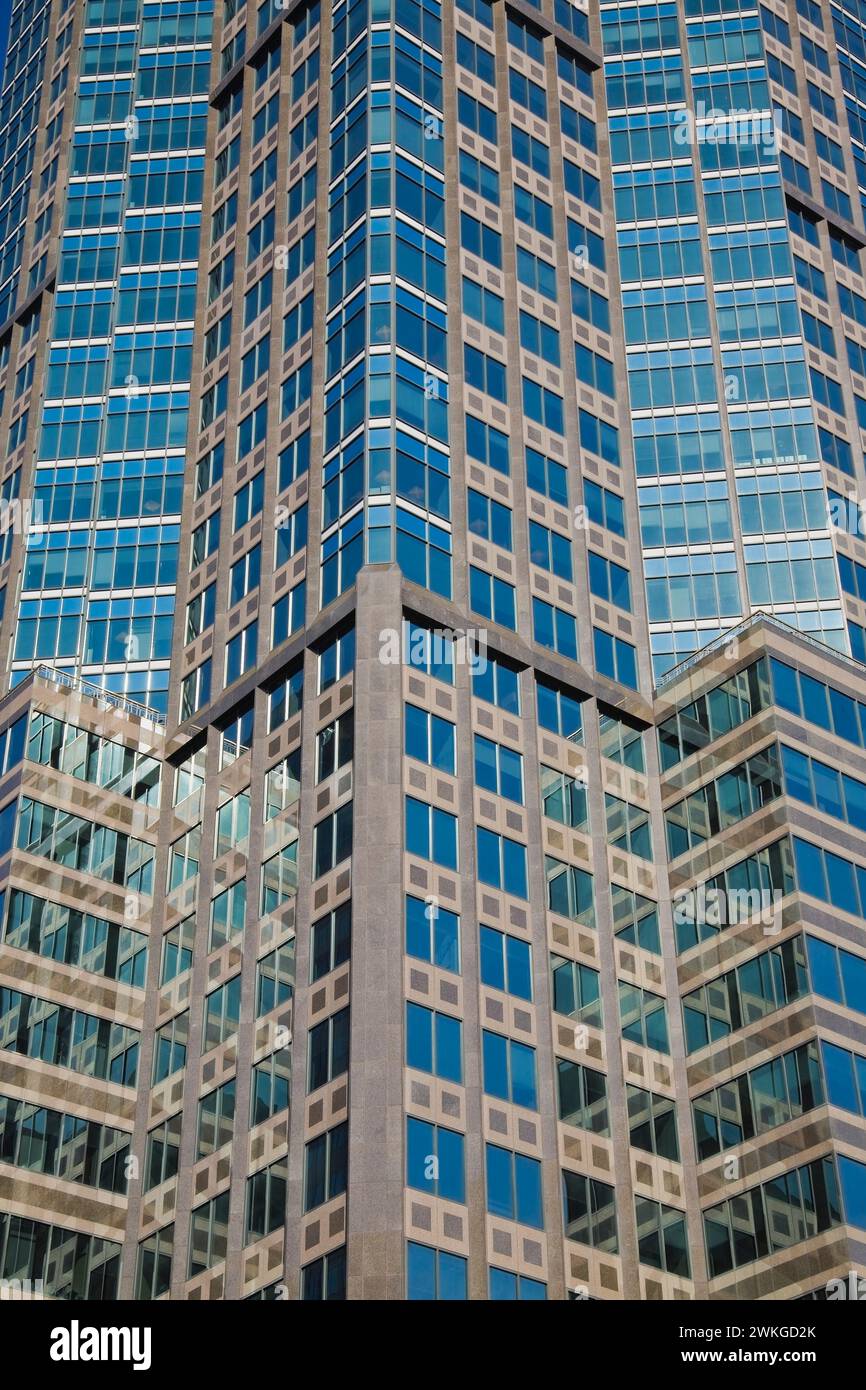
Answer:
[1, 579, 865, 1300]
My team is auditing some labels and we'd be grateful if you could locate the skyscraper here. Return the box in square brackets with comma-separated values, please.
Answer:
[0, 0, 865, 1304]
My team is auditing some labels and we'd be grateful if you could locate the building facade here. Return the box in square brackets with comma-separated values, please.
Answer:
[0, 0, 865, 1302]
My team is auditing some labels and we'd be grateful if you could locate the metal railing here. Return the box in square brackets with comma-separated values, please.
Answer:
[32, 665, 166, 726]
[654, 610, 862, 692]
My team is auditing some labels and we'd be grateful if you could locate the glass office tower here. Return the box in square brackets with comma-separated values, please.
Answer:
[0, 0, 865, 1302]
[600, 0, 850, 675]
